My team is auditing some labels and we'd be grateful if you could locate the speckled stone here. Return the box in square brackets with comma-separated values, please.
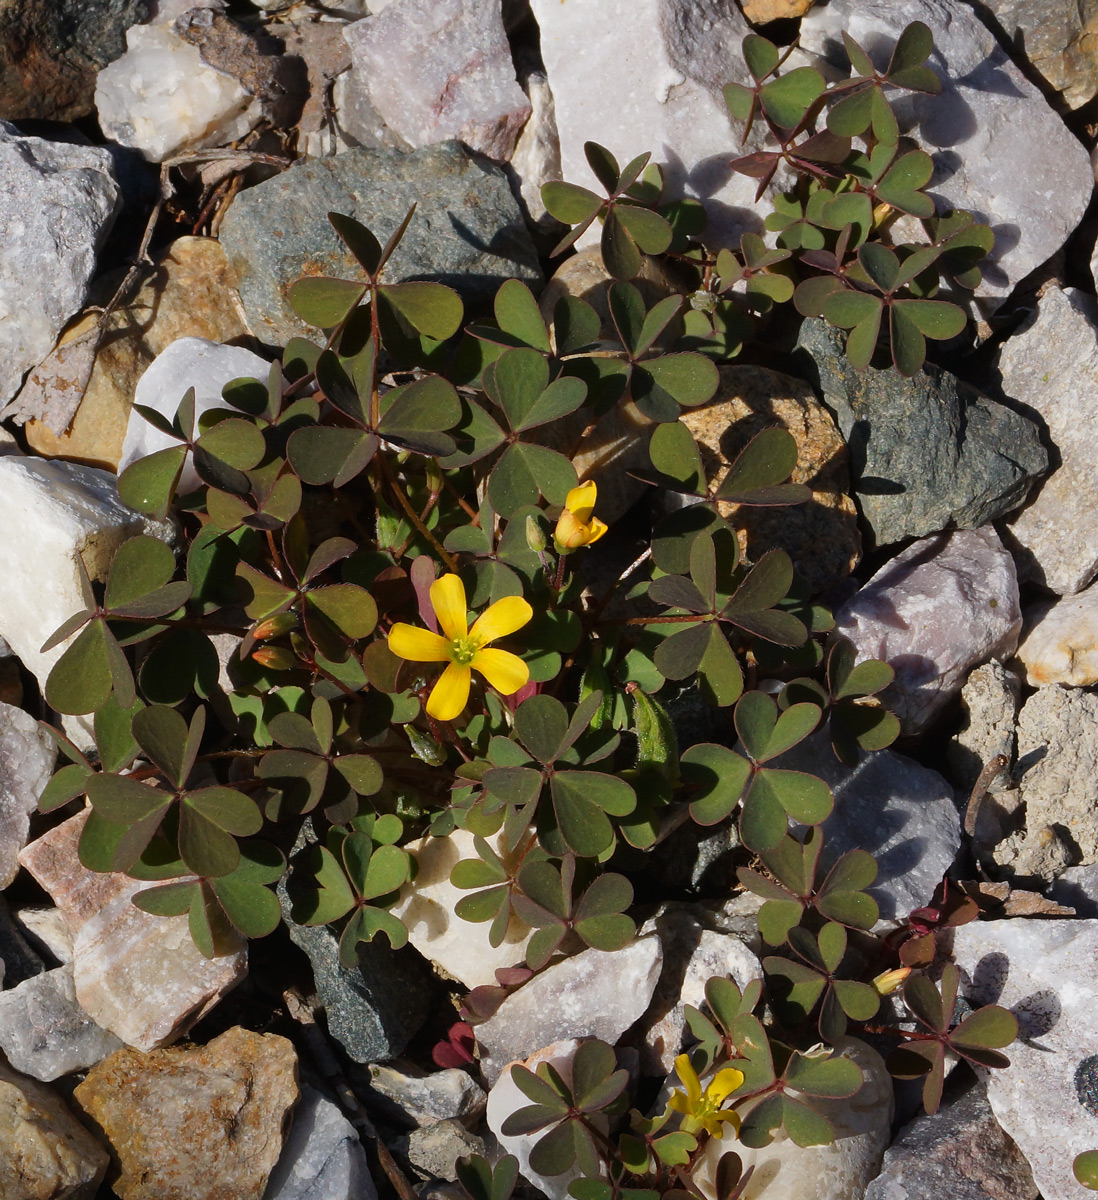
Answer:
[947, 661, 1021, 793]
[74, 1026, 298, 1200]
[682, 364, 860, 594]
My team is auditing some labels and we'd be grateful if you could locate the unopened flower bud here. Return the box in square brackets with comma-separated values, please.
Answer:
[873, 966, 912, 995]
[525, 515, 548, 553]
[251, 645, 298, 671]
[253, 612, 298, 641]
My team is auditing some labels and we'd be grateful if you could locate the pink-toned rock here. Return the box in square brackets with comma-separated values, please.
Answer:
[17, 810, 246, 1050]
[344, 0, 530, 161]
[1017, 585, 1098, 686]
[834, 526, 1021, 736]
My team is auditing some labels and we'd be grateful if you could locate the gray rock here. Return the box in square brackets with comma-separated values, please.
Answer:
[974, 0, 1098, 109]
[1000, 287, 1098, 596]
[218, 142, 542, 345]
[773, 732, 962, 921]
[264, 1084, 374, 1200]
[0, 123, 120, 405]
[367, 1062, 485, 1127]
[834, 526, 1022, 737]
[344, 0, 530, 161]
[798, 0, 1094, 312]
[477, 938, 664, 1085]
[284, 919, 436, 1064]
[330, 70, 406, 154]
[1048, 863, 1098, 918]
[864, 1076, 1037, 1200]
[0, 0, 146, 122]
[405, 1119, 485, 1182]
[0, 702, 56, 889]
[0, 964, 123, 1082]
[953, 918, 1098, 1200]
[947, 661, 1021, 793]
[794, 319, 1048, 550]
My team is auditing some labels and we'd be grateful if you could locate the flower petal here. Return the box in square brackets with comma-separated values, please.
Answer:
[585, 517, 609, 545]
[469, 595, 533, 645]
[471, 647, 529, 696]
[707, 1067, 745, 1106]
[426, 662, 471, 721]
[430, 574, 469, 641]
[565, 480, 597, 522]
[674, 1053, 702, 1105]
[387, 624, 452, 662]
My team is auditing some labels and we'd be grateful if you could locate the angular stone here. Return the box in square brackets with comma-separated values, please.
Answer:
[0, 0, 146, 122]
[329, 69, 406, 154]
[344, 0, 530, 160]
[953, 918, 1098, 1200]
[509, 69, 563, 233]
[26, 238, 253, 470]
[0, 123, 120, 405]
[367, 1062, 485, 1127]
[977, 0, 1098, 109]
[0, 702, 56, 889]
[95, 23, 255, 162]
[864, 1076, 1037, 1200]
[798, 0, 1094, 311]
[0, 964, 123, 1082]
[1017, 586, 1098, 686]
[0, 1059, 108, 1200]
[773, 732, 961, 921]
[695, 1038, 893, 1200]
[477, 937, 663, 1085]
[15, 906, 75, 966]
[74, 1026, 298, 1200]
[742, 0, 816, 19]
[633, 909, 761, 1075]
[794, 319, 1048, 550]
[1049, 863, 1098, 918]
[530, 0, 763, 248]
[0, 456, 145, 698]
[18, 810, 247, 1050]
[118, 337, 275, 494]
[259, 1084, 375, 1200]
[219, 142, 542, 345]
[834, 526, 1021, 736]
[947, 661, 1021, 793]
[406, 1119, 485, 1182]
[0, 896, 46, 990]
[1000, 287, 1098, 595]
[391, 828, 532, 989]
[681, 364, 860, 595]
[1014, 685, 1098, 867]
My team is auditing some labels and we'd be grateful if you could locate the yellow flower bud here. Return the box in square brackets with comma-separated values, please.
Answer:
[872, 966, 912, 995]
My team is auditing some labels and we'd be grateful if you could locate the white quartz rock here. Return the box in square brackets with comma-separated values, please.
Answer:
[510, 71, 563, 231]
[0, 456, 145, 698]
[344, 0, 530, 161]
[953, 918, 1098, 1200]
[530, 0, 764, 248]
[477, 937, 663, 1085]
[120, 337, 276, 496]
[798, 0, 1094, 312]
[16, 907, 75, 965]
[1017, 585, 1098, 686]
[264, 1084, 375, 1200]
[1000, 287, 1098, 596]
[695, 1039, 893, 1200]
[391, 827, 533, 989]
[0, 703, 56, 890]
[0, 121, 120, 405]
[95, 23, 257, 162]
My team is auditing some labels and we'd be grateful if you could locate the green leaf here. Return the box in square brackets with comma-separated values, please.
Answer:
[648, 421, 705, 493]
[294, 844, 356, 925]
[716, 427, 798, 499]
[195, 418, 265, 470]
[888, 20, 934, 73]
[614, 204, 673, 255]
[38, 762, 92, 813]
[549, 774, 620, 856]
[104, 536, 176, 609]
[634, 353, 719, 412]
[826, 87, 874, 137]
[1075, 1152, 1098, 1190]
[495, 279, 551, 352]
[515, 694, 569, 764]
[846, 309, 884, 370]
[952, 1005, 1018, 1050]
[876, 150, 935, 218]
[541, 181, 602, 225]
[117, 445, 187, 517]
[328, 211, 382, 276]
[602, 207, 642, 281]
[94, 695, 142, 773]
[739, 776, 788, 852]
[288, 277, 366, 328]
[305, 583, 377, 639]
[760, 67, 825, 130]
[858, 244, 901, 293]
[553, 296, 602, 356]
[487, 443, 578, 517]
[45, 622, 117, 715]
[823, 289, 883, 330]
[743, 34, 779, 80]
[682, 743, 752, 826]
[132, 704, 191, 788]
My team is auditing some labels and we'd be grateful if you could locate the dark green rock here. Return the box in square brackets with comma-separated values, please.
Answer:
[219, 140, 543, 345]
[793, 319, 1048, 549]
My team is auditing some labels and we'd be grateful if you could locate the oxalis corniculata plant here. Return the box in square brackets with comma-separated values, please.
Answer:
[35, 19, 1018, 1198]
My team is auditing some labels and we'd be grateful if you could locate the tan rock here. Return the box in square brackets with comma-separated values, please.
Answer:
[74, 1026, 298, 1200]
[1017, 586, 1098, 686]
[682, 365, 860, 593]
[740, 0, 816, 22]
[25, 237, 251, 469]
[0, 1059, 108, 1200]
[17, 810, 247, 1051]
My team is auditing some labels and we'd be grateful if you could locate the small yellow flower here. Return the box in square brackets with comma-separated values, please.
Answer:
[872, 966, 912, 996]
[554, 481, 608, 552]
[667, 1053, 744, 1139]
[387, 574, 532, 721]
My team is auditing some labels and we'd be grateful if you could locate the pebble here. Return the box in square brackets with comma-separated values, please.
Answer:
[74, 1026, 299, 1200]
[476, 937, 663, 1085]
[0, 701, 56, 889]
[1017, 585, 1098, 686]
[0, 122, 120, 406]
[263, 1083, 375, 1200]
[368, 1061, 486, 1127]
[999, 287, 1098, 596]
[953, 918, 1098, 1200]
[405, 1118, 486, 1182]
[834, 526, 1021, 736]
[794, 319, 1048, 551]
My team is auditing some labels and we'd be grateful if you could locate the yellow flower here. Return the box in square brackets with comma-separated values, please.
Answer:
[872, 966, 912, 996]
[554, 481, 608, 552]
[387, 574, 532, 721]
[667, 1053, 744, 1139]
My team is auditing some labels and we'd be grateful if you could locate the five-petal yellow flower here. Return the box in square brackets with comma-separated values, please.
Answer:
[667, 1053, 744, 1139]
[387, 574, 532, 721]
[554, 481, 608, 552]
